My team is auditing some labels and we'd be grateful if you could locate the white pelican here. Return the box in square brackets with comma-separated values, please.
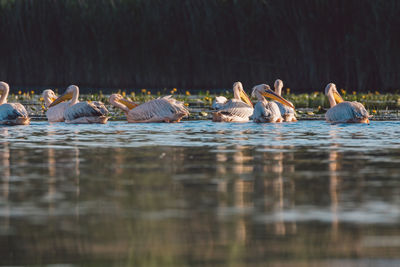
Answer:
[212, 82, 253, 122]
[0, 82, 30, 125]
[274, 79, 297, 122]
[42, 89, 68, 122]
[212, 96, 228, 110]
[49, 85, 109, 124]
[109, 94, 189, 123]
[252, 84, 295, 123]
[325, 83, 370, 123]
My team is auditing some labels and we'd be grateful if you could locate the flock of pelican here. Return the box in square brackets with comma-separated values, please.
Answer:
[0, 80, 370, 126]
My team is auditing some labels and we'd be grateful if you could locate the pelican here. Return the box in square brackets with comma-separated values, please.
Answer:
[0, 82, 30, 125]
[42, 89, 68, 122]
[212, 96, 228, 110]
[252, 84, 295, 123]
[49, 85, 109, 124]
[325, 83, 370, 123]
[109, 94, 189, 123]
[212, 82, 253, 122]
[274, 79, 297, 122]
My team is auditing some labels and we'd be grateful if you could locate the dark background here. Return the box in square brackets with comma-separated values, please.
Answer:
[1, 0, 400, 92]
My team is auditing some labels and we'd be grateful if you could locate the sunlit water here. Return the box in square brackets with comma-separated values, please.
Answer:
[1, 121, 400, 266]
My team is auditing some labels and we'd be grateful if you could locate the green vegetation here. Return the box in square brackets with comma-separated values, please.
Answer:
[1, 0, 400, 90]
[12, 89, 400, 120]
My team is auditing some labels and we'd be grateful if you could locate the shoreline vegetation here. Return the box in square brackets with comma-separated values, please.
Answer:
[10, 89, 400, 121]
[1, 0, 400, 90]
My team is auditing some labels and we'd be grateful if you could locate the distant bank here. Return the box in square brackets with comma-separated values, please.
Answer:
[1, 0, 399, 92]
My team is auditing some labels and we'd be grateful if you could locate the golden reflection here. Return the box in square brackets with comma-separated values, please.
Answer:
[230, 146, 255, 244]
[234, 179, 253, 208]
[271, 151, 286, 236]
[215, 146, 254, 176]
[289, 179, 297, 234]
[0, 133, 10, 199]
[46, 128, 81, 216]
[232, 148, 253, 174]
[258, 144, 297, 236]
[73, 147, 80, 220]
[234, 179, 252, 243]
[329, 130, 341, 239]
[272, 152, 284, 175]
[47, 148, 56, 214]
[0, 129, 10, 231]
[113, 147, 125, 176]
[215, 146, 228, 175]
[235, 219, 247, 244]
[48, 148, 56, 177]
[73, 146, 80, 179]
[46, 129, 57, 214]
[273, 174, 285, 235]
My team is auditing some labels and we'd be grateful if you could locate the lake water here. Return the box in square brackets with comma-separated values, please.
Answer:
[1, 121, 400, 266]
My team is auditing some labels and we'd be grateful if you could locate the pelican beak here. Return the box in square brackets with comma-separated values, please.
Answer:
[262, 89, 295, 109]
[240, 90, 253, 107]
[334, 91, 344, 104]
[49, 92, 73, 107]
[117, 98, 138, 110]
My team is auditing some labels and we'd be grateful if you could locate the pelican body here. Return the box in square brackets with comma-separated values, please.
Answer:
[109, 94, 189, 123]
[49, 85, 109, 124]
[274, 79, 297, 122]
[252, 84, 295, 123]
[42, 89, 69, 122]
[325, 83, 370, 124]
[0, 82, 30, 125]
[212, 82, 253, 122]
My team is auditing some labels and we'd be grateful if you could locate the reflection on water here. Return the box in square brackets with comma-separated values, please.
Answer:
[1, 121, 400, 266]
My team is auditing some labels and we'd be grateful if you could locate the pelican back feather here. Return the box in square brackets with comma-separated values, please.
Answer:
[45, 102, 69, 122]
[64, 101, 109, 122]
[0, 103, 30, 125]
[253, 101, 282, 123]
[274, 100, 296, 121]
[127, 97, 189, 122]
[212, 99, 253, 122]
[325, 101, 369, 123]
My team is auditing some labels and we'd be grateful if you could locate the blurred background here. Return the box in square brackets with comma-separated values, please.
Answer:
[1, 0, 400, 92]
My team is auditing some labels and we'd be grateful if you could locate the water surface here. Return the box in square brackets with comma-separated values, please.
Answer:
[1, 121, 400, 266]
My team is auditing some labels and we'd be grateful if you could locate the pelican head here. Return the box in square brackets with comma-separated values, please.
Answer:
[0, 81, 10, 105]
[109, 94, 138, 110]
[42, 89, 58, 108]
[0, 81, 9, 93]
[325, 83, 344, 106]
[233, 81, 253, 107]
[274, 79, 284, 96]
[252, 84, 295, 109]
[49, 85, 79, 107]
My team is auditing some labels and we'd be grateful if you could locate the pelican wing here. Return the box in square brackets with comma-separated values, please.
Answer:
[253, 101, 282, 123]
[64, 101, 108, 122]
[274, 100, 296, 121]
[12, 103, 28, 117]
[325, 101, 369, 123]
[0, 103, 28, 121]
[212, 99, 253, 122]
[127, 97, 189, 122]
[0, 103, 29, 125]
[92, 101, 109, 116]
[351, 101, 369, 119]
[45, 102, 69, 122]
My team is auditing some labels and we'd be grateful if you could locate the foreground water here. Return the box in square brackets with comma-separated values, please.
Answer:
[1, 121, 400, 266]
